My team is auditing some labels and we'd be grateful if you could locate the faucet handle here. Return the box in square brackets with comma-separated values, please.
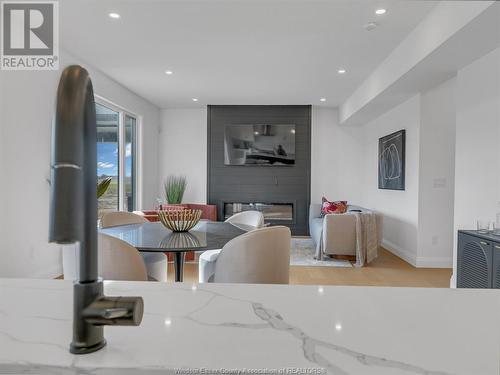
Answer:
[101, 307, 129, 319]
[84, 296, 144, 326]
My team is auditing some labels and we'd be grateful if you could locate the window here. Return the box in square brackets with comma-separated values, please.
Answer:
[124, 115, 137, 212]
[96, 101, 138, 217]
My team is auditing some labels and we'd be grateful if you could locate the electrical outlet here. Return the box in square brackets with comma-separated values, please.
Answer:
[433, 178, 446, 188]
[432, 236, 439, 245]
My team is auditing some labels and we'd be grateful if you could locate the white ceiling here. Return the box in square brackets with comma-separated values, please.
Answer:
[60, 0, 437, 109]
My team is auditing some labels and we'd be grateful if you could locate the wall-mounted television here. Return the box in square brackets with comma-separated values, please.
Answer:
[224, 124, 296, 166]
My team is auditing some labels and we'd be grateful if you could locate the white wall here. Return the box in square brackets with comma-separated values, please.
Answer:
[0, 49, 161, 278]
[157, 106, 365, 208]
[340, 1, 497, 126]
[360, 96, 421, 265]
[158, 108, 208, 204]
[159, 101, 455, 270]
[418, 78, 456, 267]
[0, 73, 5, 256]
[351, 80, 457, 268]
[0, 68, 63, 278]
[310, 106, 363, 205]
[453, 47, 500, 286]
[331, 52, 500, 272]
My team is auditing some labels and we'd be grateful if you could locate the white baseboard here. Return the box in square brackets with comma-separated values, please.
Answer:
[415, 256, 453, 268]
[382, 240, 453, 268]
[449, 272, 457, 288]
[382, 240, 417, 267]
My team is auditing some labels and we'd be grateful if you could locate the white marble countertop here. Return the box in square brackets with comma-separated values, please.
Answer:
[0, 278, 499, 375]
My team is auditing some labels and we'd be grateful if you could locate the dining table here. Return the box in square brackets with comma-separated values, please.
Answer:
[99, 220, 254, 282]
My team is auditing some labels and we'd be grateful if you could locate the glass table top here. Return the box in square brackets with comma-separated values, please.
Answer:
[99, 220, 250, 252]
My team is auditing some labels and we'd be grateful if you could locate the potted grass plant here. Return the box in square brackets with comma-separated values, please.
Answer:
[164, 175, 187, 204]
[97, 177, 113, 198]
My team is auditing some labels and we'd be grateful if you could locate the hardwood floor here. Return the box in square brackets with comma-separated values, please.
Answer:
[169, 247, 452, 288]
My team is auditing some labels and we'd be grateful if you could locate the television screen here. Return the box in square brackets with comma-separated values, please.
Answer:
[224, 124, 296, 166]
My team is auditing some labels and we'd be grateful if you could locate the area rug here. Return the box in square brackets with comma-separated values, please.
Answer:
[290, 238, 353, 268]
[190, 237, 353, 268]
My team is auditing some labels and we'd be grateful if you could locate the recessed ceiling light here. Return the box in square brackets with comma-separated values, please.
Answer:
[320, 98, 326, 102]
[338, 69, 346, 74]
[165, 70, 173, 75]
[375, 9, 387, 15]
[192, 98, 199, 102]
[108, 12, 120, 19]
[364, 22, 378, 31]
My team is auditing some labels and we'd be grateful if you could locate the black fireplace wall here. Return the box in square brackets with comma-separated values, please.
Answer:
[207, 105, 311, 235]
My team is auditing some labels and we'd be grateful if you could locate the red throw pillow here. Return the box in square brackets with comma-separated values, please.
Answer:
[320, 197, 347, 217]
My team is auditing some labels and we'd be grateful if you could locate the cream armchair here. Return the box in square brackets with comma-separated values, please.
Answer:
[199, 211, 264, 283]
[200, 226, 291, 284]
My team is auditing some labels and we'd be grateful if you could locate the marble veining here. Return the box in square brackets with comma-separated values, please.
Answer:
[165, 286, 452, 375]
[251, 302, 451, 375]
[0, 279, 499, 375]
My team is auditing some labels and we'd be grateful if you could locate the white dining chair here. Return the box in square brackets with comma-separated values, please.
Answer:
[198, 210, 265, 283]
[225, 210, 265, 228]
[98, 233, 148, 281]
[62, 234, 148, 281]
[101, 211, 148, 227]
[100, 211, 168, 282]
[199, 226, 291, 284]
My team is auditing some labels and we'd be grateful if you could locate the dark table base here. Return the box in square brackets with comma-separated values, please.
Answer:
[174, 252, 186, 282]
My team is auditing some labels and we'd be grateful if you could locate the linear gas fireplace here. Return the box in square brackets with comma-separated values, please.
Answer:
[224, 202, 294, 224]
[207, 105, 311, 235]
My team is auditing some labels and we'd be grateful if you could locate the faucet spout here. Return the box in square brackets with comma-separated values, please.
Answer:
[49, 65, 143, 355]
[49, 65, 98, 282]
